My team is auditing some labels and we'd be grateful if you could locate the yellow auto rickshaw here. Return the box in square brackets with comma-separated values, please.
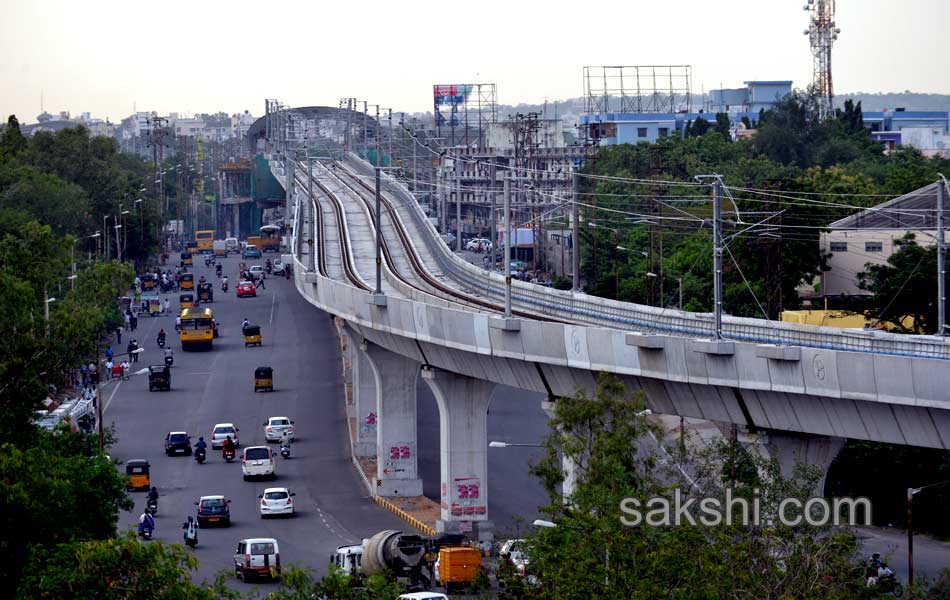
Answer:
[179, 293, 195, 309]
[180, 273, 194, 291]
[143, 294, 161, 317]
[181, 252, 193, 267]
[126, 459, 150, 491]
[243, 325, 261, 347]
[254, 366, 273, 392]
[142, 275, 156, 291]
[197, 282, 214, 303]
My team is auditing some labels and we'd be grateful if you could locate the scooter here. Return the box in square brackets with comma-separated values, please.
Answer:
[221, 281, 228, 293]
[146, 499, 158, 516]
[223, 448, 235, 463]
[183, 526, 198, 548]
[194, 447, 206, 464]
[137, 526, 153, 540]
[157, 336, 165, 349]
[280, 443, 291, 459]
[164, 351, 174, 367]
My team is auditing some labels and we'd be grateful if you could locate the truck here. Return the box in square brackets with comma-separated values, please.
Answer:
[213, 240, 227, 257]
[331, 530, 476, 592]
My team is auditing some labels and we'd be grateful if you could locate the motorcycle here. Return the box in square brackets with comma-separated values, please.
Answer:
[147, 499, 158, 516]
[164, 351, 174, 367]
[280, 443, 291, 459]
[137, 526, 153, 540]
[194, 447, 206, 464]
[223, 448, 235, 462]
[221, 281, 228, 293]
[215, 264, 222, 278]
[265, 261, 273, 275]
[183, 524, 198, 548]
[204, 256, 214, 267]
[157, 336, 165, 349]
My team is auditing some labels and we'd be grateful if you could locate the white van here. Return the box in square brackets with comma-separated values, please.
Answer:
[225, 237, 239, 254]
[233, 537, 281, 582]
[242, 445, 275, 480]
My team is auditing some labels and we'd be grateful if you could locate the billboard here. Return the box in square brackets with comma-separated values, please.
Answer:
[433, 84, 474, 127]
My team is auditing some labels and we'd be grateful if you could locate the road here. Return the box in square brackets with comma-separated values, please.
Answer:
[109, 254, 405, 594]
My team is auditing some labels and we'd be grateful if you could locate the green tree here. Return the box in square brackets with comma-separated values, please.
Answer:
[524, 374, 867, 599]
[689, 116, 711, 138]
[1, 115, 28, 160]
[857, 233, 938, 333]
[17, 532, 238, 600]
[0, 427, 134, 596]
[714, 112, 731, 142]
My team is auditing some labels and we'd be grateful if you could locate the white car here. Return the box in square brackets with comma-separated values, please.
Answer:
[259, 487, 295, 518]
[242, 445, 275, 480]
[211, 423, 239, 449]
[272, 259, 285, 275]
[249, 265, 265, 280]
[465, 238, 492, 252]
[263, 417, 295, 443]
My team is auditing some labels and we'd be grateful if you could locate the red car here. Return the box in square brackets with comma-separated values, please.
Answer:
[237, 280, 257, 298]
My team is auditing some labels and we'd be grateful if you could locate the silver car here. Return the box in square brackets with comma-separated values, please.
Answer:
[264, 416, 295, 442]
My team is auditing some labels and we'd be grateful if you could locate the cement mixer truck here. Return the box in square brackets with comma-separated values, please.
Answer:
[331, 530, 480, 592]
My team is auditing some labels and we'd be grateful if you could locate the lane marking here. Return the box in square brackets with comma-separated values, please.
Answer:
[269, 292, 277, 324]
[103, 378, 123, 413]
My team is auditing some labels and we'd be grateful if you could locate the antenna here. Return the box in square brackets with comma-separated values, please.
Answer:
[804, 0, 840, 119]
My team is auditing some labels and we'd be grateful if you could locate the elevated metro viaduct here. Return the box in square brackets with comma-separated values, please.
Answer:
[265, 108, 950, 540]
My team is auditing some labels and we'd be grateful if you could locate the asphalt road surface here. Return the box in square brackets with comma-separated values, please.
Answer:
[109, 254, 405, 594]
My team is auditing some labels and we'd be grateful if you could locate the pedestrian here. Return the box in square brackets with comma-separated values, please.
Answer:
[163, 298, 170, 313]
[124, 312, 131, 331]
[80, 363, 88, 387]
[105, 345, 113, 361]
[130, 314, 138, 331]
[120, 360, 130, 380]
[115, 326, 122, 345]
[131, 340, 140, 362]
[257, 276, 265, 290]
[175, 315, 182, 332]
[104, 358, 113, 381]
[88, 361, 98, 386]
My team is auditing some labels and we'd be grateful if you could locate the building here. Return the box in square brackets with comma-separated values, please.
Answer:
[820, 182, 946, 298]
[581, 80, 793, 145]
[867, 109, 950, 157]
[708, 81, 793, 114]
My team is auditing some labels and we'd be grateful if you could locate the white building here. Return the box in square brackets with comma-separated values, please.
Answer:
[820, 182, 945, 297]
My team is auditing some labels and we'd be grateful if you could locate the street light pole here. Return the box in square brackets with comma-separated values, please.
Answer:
[572, 170, 580, 292]
[713, 177, 724, 340]
[938, 175, 946, 336]
[504, 172, 512, 318]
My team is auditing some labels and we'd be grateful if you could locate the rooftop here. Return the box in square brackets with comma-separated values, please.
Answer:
[830, 182, 948, 230]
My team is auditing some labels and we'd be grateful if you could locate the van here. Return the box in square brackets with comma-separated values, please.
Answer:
[225, 237, 239, 254]
[233, 537, 280, 582]
[242, 445, 275, 480]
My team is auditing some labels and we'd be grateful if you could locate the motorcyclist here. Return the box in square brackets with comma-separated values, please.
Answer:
[138, 507, 156, 535]
[195, 436, 207, 453]
[265, 258, 272, 274]
[175, 315, 182, 332]
[182, 516, 198, 545]
[147, 486, 159, 505]
[222, 435, 235, 458]
[221, 276, 229, 292]
[241, 318, 249, 332]
[279, 430, 291, 457]
[216, 263, 222, 277]
[199, 275, 206, 284]
[157, 329, 166, 347]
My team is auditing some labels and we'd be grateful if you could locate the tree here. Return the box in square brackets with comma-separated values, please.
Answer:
[0, 427, 134, 596]
[688, 116, 711, 138]
[17, 532, 238, 600]
[523, 374, 868, 599]
[714, 112, 731, 142]
[857, 233, 938, 333]
[0, 115, 28, 160]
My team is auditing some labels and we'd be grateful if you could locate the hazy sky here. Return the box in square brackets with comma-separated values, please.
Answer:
[2, 0, 948, 123]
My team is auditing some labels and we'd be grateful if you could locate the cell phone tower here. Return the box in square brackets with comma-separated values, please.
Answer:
[804, 0, 840, 120]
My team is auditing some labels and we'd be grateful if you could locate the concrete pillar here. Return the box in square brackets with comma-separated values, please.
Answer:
[352, 342, 377, 458]
[741, 429, 845, 495]
[541, 398, 578, 501]
[232, 206, 239, 239]
[361, 341, 423, 497]
[422, 366, 495, 541]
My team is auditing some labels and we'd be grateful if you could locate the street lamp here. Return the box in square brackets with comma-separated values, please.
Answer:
[72, 232, 101, 288]
[489, 441, 543, 448]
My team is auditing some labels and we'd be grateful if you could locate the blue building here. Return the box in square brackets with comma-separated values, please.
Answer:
[581, 80, 793, 145]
